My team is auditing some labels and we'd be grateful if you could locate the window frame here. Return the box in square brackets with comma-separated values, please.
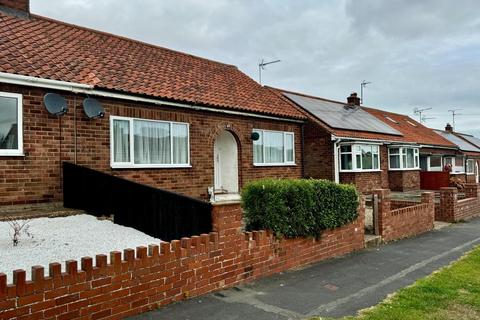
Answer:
[339, 143, 381, 172]
[252, 129, 295, 166]
[466, 159, 476, 175]
[427, 155, 443, 172]
[110, 115, 191, 169]
[0, 91, 23, 156]
[388, 146, 420, 171]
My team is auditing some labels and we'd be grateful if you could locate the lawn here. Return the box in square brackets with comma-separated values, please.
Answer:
[313, 246, 480, 320]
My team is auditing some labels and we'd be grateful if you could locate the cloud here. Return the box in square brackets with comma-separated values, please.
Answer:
[30, 0, 480, 133]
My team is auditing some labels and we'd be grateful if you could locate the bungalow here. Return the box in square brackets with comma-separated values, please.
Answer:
[269, 88, 457, 193]
[0, 0, 306, 206]
[433, 124, 480, 185]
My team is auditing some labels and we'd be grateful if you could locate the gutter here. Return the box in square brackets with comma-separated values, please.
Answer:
[0, 72, 304, 124]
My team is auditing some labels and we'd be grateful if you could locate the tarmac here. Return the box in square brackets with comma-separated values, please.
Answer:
[131, 218, 480, 320]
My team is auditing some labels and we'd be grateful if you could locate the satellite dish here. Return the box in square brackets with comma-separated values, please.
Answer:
[43, 93, 68, 116]
[83, 98, 105, 119]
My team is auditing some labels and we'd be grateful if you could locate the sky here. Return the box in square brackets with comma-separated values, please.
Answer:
[31, 0, 480, 136]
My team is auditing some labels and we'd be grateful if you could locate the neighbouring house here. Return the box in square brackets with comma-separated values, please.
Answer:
[269, 88, 457, 193]
[432, 124, 480, 185]
[0, 0, 306, 206]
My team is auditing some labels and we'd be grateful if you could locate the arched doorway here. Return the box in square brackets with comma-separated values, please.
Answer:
[213, 130, 239, 199]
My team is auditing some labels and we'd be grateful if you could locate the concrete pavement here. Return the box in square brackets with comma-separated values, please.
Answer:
[130, 218, 480, 320]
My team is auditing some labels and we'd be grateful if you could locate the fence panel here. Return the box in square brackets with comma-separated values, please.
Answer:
[63, 162, 212, 241]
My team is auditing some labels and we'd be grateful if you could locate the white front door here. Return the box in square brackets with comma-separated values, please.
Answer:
[214, 130, 239, 194]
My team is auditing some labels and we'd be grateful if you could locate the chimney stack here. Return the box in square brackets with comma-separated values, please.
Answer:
[347, 92, 361, 106]
[445, 123, 453, 132]
[0, 0, 30, 17]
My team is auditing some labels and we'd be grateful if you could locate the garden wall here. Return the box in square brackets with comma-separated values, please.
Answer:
[373, 189, 435, 242]
[435, 184, 480, 222]
[0, 201, 365, 319]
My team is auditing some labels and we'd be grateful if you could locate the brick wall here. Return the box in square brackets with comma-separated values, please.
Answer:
[388, 170, 420, 191]
[373, 189, 435, 242]
[0, 84, 303, 205]
[435, 184, 480, 222]
[303, 122, 334, 180]
[0, 201, 365, 319]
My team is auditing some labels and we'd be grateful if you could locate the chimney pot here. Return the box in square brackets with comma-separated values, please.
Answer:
[445, 123, 453, 132]
[347, 92, 361, 106]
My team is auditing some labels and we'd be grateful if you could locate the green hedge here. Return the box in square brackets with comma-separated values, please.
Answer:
[241, 179, 359, 238]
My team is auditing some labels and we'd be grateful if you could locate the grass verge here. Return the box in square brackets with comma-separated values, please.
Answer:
[312, 246, 480, 320]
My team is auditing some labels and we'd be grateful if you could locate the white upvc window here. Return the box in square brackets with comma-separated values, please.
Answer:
[253, 129, 295, 166]
[467, 159, 476, 175]
[427, 155, 443, 171]
[110, 116, 190, 169]
[0, 92, 23, 156]
[388, 147, 419, 170]
[339, 144, 380, 172]
[445, 156, 465, 174]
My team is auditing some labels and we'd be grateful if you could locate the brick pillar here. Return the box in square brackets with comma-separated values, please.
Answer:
[439, 187, 457, 222]
[421, 191, 435, 227]
[372, 189, 390, 237]
[464, 183, 479, 199]
[211, 202, 243, 238]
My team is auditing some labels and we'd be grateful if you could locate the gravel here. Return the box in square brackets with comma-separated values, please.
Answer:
[0, 214, 161, 282]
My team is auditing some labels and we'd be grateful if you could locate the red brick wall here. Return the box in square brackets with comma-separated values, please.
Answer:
[0, 84, 303, 205]
[303, 122, 333, 180]
[435, 184, 480, 222]
[0, 202, 365, 319]
[388, 170, 420, 191]
[373, 189, 435, 242]
[0, 0, 29, 12]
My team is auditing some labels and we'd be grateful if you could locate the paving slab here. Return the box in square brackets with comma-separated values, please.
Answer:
[130, 219, 480, 320]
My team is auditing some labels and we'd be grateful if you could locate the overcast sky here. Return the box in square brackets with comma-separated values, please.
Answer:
[31, 0, 480, 136]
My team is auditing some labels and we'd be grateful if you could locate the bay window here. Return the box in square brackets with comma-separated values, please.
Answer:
[388, 147, 419, 170]
[110, 116, 189, 168]
[467, 159, 475, 175]
[0, 92, 23, 156]
[253, 129, 294, 165]
[339, 144, 380, 171]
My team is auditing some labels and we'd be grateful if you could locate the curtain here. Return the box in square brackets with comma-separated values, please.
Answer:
[134, 120, 170, 164]
[113, 120, 130, 162]
[264, 131, 284, 163]
[285, 134, 294, 162]
[172, 123, 188, 164]
[253, 130, 263, 163]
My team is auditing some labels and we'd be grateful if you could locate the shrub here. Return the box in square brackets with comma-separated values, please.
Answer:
[241, 179, 359, 238]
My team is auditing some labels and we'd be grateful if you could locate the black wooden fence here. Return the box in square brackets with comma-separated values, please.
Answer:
[63, 162, 212, 241]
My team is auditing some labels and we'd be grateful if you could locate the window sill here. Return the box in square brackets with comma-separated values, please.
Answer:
[111, 164, 192, 169]
[253, 163, 296, 167]
[466, 173, 476, 175]
[451, 172, 465, 175]
[388, 168, 420, 171]
[0, 151, 25, 157]
[339, 169, 382, 173]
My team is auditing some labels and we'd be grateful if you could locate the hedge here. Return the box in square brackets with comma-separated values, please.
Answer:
[241, 179, 359, 238]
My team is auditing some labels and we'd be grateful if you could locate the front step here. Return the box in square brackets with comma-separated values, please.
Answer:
[364, 234, 382, 248]
[0, 202, 84, 221]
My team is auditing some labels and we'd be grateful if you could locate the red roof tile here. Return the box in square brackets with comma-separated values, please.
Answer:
[364, 108, 456, 148]
[0, 13, 305, 120]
